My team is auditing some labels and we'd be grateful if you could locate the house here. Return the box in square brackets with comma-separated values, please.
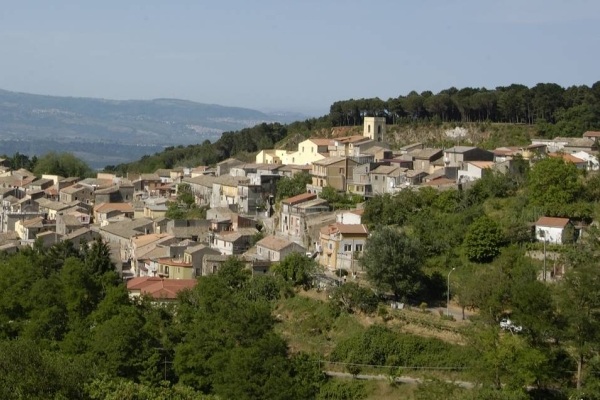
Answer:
[98, 218, 154, 264]
[286, 138, 335, 165]
[531, 137, 596, 154]
[183, 244, 221, 277]
[346, 163, 379, 197]
[331, 135, 381, 164]
[255, 149, 294, 165]
[181, 175, 218, 206]
[443, 146, 494, 168]
[370, 165, 408, 194]
[572, 151, 600, 170]
[126, 277, 197, 302]
[279, 192, 330, 245]
[210, 228, 257, 255]
[55, 211, 90, 235]
[94, 202, 135, 225]
[410, 148, 444, 174]
[535, 216, 575, 245]
[144, 203, 169, 219]
[62, 227, 100, 248]
[216, 158, 245, 177]
[210, 175, 251, 209]
[278, 164, 313, 178]
[336, 209, 364, 225]
[255, 235, 306, 262]
[399, 142, 424, 155]
[155, 257, 195, 279]
[15, 216, 54, 241]
[458, 161, 495, 182]
[319, 223, 369, 272]
[310, 157, 359, 192]
[129, 233, 177, 276]
[548, 153, 587, 169]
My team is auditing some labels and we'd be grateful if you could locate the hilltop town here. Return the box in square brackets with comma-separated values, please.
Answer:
[1, 116, 598, 300]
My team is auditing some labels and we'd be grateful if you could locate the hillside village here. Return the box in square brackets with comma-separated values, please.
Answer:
[0, 117, 598, 301]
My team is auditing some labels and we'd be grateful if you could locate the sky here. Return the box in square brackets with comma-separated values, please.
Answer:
[0, 0, 599, 116]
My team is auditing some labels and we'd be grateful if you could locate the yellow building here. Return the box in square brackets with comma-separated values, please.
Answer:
[255, 149, 293, 164]
[157, 258, 194, 279]
[318, 223, 369, 272]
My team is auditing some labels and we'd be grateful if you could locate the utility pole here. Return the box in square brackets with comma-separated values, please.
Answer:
[447, 268, 456, 317]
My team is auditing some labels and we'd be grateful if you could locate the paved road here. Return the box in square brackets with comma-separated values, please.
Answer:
[324, 371, 475, 389]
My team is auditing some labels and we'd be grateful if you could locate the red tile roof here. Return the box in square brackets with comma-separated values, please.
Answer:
[320, 223, 369, 236]
[282, 192, 316, 205]
[535, 216, 570, 229]
[127, 277, 197, 300]
[583, 131, 600, 138]
[548, 152, 585, 164]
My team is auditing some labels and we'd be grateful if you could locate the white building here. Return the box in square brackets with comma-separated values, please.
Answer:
[535, 216, 572, 245]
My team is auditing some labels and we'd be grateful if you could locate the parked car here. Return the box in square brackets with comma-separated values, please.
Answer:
[500, 318, 523, 333]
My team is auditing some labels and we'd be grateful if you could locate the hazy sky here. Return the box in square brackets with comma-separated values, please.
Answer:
[1, 0, 598, 116]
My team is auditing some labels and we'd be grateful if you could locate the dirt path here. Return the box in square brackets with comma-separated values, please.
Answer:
[325, 371, 475, 389]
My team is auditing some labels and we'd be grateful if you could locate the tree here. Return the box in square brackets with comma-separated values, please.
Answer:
[557, 228, 600, 390]
[33, 152, 92, 177]
[329, 282, 378, 315]
[463, 216, 504, 263]
[276, 173, 312, 201]
[176, 183, 195, 207]
[272, 252, 317, 289]
[361, 226, 424, 301]
[527, 157, 581, 215]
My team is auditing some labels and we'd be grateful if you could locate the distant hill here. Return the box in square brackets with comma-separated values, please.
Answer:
[0, 89, 305, 168]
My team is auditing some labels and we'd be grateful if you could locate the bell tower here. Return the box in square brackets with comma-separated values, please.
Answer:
[363, 116, 386, 142]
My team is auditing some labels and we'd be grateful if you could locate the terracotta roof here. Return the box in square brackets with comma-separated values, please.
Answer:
[536, 216, 570, 229]
[22, 216, 44, 228]
[256, 235, 297, 251]
[335, 135, 370, 144]
[548, 153, 585, 164]
[422, 178, 456, 186]
[412, 148, 443, 160]
[309, 138, 336, 146]
[583, 131, 600, 138]
[132, 233, 173, 247]
[157, 258, 193, 267]
[95, 202, 134, 213]
[313, 156, 351, 166]
[469, 161, 495, 169]
[371, 165, 401, 175]
[320, 223, 369, 236]
[127, 277, 197, 300]
[282, 192, 316, 205]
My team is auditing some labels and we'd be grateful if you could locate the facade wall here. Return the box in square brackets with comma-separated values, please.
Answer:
[536, 226, 565, 244]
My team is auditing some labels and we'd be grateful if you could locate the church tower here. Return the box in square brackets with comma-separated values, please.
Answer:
[363, 116, 386, 142]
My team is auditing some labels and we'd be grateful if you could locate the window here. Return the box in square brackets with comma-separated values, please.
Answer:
[378, 125, 381, 134]
[355, 244, 363, 252]
[302, 146, 305, 152]
[374, 175, 378, 180]
[311, 147, 314, 153]
[165, 266, 169, 275]
[368, 125, 371, 133]
[328, 243, 333, 250]
[339, 168, 344, 174]
[343, 244, 352, 251]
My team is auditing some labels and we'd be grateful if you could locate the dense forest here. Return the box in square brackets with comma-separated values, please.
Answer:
[105, 82, 600, 174]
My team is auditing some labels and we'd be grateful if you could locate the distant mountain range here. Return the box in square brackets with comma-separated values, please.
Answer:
[0, 89, 306, 168]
